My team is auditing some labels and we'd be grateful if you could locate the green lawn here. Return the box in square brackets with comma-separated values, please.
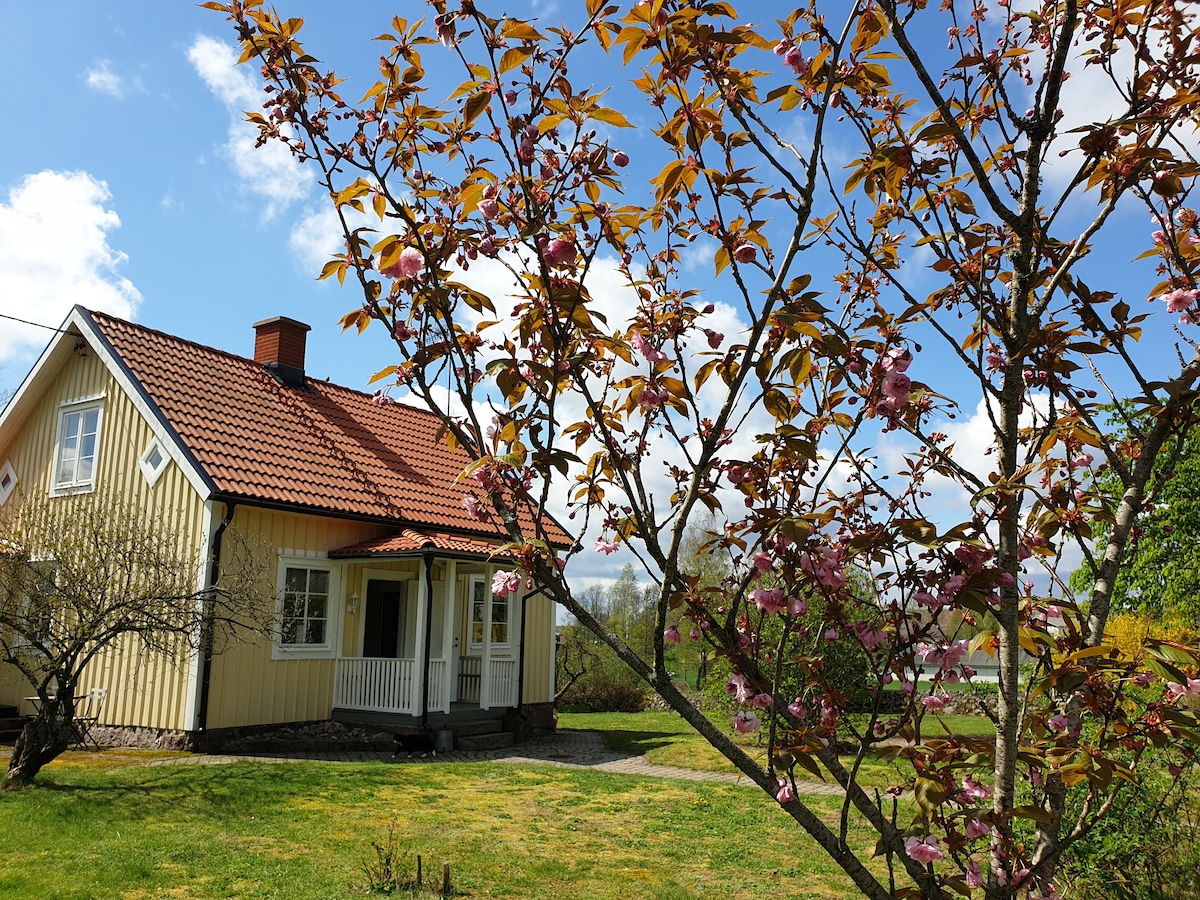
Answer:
[0, 758, 881, 900]
[557, 708, 995, 787]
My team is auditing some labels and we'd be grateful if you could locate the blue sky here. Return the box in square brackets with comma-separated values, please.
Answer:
[0, 1, 1193, 594]
[0, 1, 434, 393]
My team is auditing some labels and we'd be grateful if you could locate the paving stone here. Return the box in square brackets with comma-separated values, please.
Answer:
[139, 728, 845, 796]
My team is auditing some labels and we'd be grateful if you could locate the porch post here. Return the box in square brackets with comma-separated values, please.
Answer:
[481, 562, 494, 710]
[441, 559, 457, 713]
[414, 555, 430, 719]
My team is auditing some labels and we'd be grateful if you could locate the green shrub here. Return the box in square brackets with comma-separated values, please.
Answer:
[557, 644, 646, 713]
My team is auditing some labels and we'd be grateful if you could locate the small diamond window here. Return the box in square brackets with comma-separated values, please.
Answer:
[138, 439, 169, 487]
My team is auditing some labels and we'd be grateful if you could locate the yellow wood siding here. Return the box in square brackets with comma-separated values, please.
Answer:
[521, 593, 554, 705]
[204, 505, 398, 729]
[0, 349, 207, 729]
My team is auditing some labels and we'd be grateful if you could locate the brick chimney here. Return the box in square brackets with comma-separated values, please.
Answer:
[253, 316, 311, 388]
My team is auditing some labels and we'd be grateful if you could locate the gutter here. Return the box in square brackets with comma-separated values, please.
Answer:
[420, 550, 435, 730]
[198, 501, 238, 733]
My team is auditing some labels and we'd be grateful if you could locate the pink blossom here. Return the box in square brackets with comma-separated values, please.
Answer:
[901, 680, 915, 694]
[637, 388, 666, 410]
[904, 835, 944, 865]
[733, 242, 757, 264]
[393, 321, 418, 341]
[913, 590, 939, 608]
[922, 693, 948, 711]
[966, 817, 990, 840]
[783, 46, 803, 72]
[612, 150, 630, 167]
[1132, 672, 1154, 687]
[504, 89, 517, 105]
[1048, 714, 1069, 733]
[704, 328, 724, 349]
[689, 627, 701, 642]
[543, 237, 577, 267]
[1164, 287, 1199, 313]
[751, 586, 786, 614]
[881, 370, 912, 404]
[855, 621, 887, 650]
[787, 596, 808, 616]
[775, 778, 795, 803]
[920, 639, 969, 671]
[382, 246, 424, 279]
[752, 692, 773, 709]
[462, 495, 488, 522]
[664, 624, 682, 645]
[788, 697, 807, 719]
[967, 861, 984, 888]
[752, 551, 774, 574]
[824, 627, 840, 643]
[491, 569, 522, 597]
[732, 711, 761, 733]
[883, 347, 913, 373]
[962, 775, 993, 801]
[593, 536, 619, 555]
[630, 330, 669, 363]
[726, 673, 755, 705]
[480, 198, 499, 220]
[941, 574, 965, 599]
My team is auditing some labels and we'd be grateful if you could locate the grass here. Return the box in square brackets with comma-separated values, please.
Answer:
[0, 757, 882, 899]
[557, 708, 995, 788]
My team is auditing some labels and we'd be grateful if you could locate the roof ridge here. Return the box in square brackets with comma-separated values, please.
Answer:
[86, 307, 447, 424]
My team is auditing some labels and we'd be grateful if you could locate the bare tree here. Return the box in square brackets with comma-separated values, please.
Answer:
[0, 495, 272, 788]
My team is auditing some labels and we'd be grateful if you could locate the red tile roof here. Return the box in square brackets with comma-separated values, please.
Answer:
[85, 309, 571, 549]
[330, 529, 503, 558]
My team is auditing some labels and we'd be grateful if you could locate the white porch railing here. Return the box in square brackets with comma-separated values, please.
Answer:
[333, 656, 517, 714]
[427, 658, 450, 713]
[333, 658, 416, 714]
[486, 658, 519, 709]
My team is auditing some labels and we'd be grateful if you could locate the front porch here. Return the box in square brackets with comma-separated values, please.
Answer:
[331, 655, 520, 717]
[326, 551, 526, 723]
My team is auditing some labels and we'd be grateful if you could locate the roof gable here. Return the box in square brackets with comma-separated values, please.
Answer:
[84, 309, 570, 547]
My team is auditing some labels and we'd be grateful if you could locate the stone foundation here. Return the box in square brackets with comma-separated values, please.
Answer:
[89, 725, 197, 752]
[196, 720, 394, 754]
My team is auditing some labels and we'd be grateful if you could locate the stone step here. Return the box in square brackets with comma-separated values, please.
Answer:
[0, 705, 18, 718]
[455, 730, 514, 752]
[0, 716, 28, 731]
[447, 718, 510, 738]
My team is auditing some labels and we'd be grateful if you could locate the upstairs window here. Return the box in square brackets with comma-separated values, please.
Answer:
[52, 400, 103, 495]
[0, 460, 16, 506]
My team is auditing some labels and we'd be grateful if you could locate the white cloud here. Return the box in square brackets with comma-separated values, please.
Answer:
[187, 35, 313, 219]
[0, 170, 141, 363]
[84, 59, 128, 98]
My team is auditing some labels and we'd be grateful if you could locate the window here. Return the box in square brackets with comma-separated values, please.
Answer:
[272, 561, 341, 659]
[0, 460, 16, 506]
[138, 439, 169, 487]
[4, 561, 55, 653]
[52, 400, 103, 495]
[469, 575, 509, 647]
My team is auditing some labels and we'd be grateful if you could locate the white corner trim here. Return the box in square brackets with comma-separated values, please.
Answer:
[183, 500, 218, 732]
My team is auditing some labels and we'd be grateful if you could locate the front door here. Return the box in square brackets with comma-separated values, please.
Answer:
[362, 579, 406, 658]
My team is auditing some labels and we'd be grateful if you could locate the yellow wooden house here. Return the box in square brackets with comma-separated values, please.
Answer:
[0, 307, 567, 747]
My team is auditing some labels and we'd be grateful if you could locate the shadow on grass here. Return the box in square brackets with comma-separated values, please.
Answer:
[593, 729, 680, 755]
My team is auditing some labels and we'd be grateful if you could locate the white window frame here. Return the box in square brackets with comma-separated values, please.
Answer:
[0, 460, 16, 506]
[7, 559, 56, 654]
[50, 399, 104, 496]
[467, 574, 510, 650]
[138, 439, 169, 488]
[272, 558, 342, 660]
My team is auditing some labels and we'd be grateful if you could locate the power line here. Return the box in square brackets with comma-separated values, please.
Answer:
[0, 312, 77, 335]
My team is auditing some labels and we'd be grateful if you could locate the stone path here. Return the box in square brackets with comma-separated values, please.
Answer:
[149, 728, 846, 797]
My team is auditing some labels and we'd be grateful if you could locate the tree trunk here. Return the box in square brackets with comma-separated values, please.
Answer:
[3, 708, 72, 789]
